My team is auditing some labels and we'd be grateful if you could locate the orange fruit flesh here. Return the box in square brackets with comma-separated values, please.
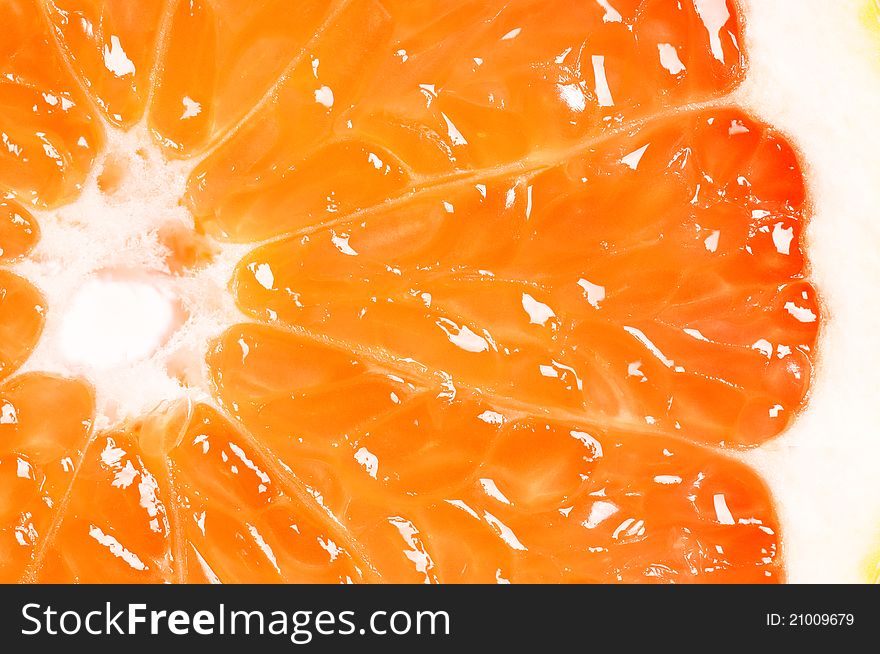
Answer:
[0, 199, 39, 262]
[0, 0, 817, 582]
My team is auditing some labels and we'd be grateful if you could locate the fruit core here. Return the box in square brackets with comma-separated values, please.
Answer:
[12, 126, 248, 429]
[58, 269, 184, 370]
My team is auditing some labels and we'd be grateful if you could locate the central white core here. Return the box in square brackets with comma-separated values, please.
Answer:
[13, 125, 250, 429]
[59, 272, 181, 369]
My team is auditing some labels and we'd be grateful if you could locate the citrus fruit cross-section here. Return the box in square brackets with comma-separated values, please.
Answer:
[0, 0, 818, 583]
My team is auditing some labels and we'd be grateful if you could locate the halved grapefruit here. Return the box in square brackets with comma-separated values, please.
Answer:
[0, 0, 825, 582]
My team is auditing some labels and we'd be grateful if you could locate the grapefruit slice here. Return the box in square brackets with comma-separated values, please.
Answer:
[0, 0, 818, 582]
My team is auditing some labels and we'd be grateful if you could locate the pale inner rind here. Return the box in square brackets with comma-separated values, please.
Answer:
[737, 0, 880, 583]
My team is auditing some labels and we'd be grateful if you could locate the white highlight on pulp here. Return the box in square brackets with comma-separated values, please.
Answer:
[622, 326, 674, 368]
[88, 525, 147, 571]
[683, 328, 711, 342]
[317, 537, 342, 562]
[477, 410, 506, 425]
[1, 402, 17, 424]
[558, 83, 588, 112]
[621, 144, 649, 170]
[729, 119, 751, 135]
[314, 85, 334, 109]
[752, 338, 774, 358]
[612, 517, 646, 540]
[521, 293, 555, 325]
[783, 301, 818, 323]
[367, 152, 383, 170]
[577, 278, 606, 308]
[388, 517, 435, 580]
[525, 185, 533, 219]
[252, 262, 275, 290]
[595, 0, 622, 23]
[436, 318, 490, 353]
[703, 229, 721, 252]
[440, 112, 469, 146]
[539, 364, 557, 378]
[330, 232, 358, 256]
[713, 493, 736, 525]
[103, 35, 136, 77]
[627, 361, 645, 380]
[354, 447, 379, 479]
[772, 222, 795, 255]
[591, 55, 615, 107]
[582, 500, 619, 529]
[570, 430, 603, 459]
[479, 478, 512, 505]
[658, 43, 686, 75]
[180, 96, 202, 120]
[246, 523, 281, 573]
[483, 511, 527, 551]
[16, 458, 32, 479]
[692, 0, 731, 63]
[229, 442, 271, 493]
[445, 499, 481, 521]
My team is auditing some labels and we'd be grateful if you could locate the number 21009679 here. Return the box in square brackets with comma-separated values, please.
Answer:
[766, 614, 855, 627]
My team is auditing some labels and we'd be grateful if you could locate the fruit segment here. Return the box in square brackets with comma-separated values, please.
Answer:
[10, 398, 370, 583]
[0, 198, 39, 261]
[0, 270, 45, 382]
[0, 0, 103, 207]
[32, 426, 174, 582]
[232, 109, 817, 447]
[0, 373, 94, 582]
[45, 0, 168, 126]
[167, 403, 365, 583]
[206, 323, 781, 582]
[184, 0, 743, 241]
[149, 0, 343, 155]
